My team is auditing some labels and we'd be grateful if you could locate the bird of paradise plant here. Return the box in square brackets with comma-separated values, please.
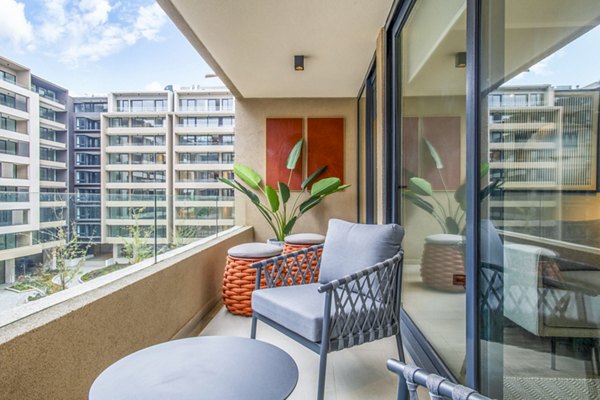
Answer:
[402, 138, 502, 235]
[219, 139, 349, 241]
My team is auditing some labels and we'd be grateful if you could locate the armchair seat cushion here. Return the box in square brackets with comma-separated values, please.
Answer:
[252, 284, 378, 343]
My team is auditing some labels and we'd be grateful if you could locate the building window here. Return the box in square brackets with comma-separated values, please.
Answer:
[39, 106, 56, 121]
[0, 70, 16, 84]
[0, 116, 17, 132]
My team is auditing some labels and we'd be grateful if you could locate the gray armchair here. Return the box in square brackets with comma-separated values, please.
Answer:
[250, 219, 406, 400]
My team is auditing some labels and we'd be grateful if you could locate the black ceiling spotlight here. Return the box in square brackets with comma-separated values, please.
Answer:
[455, 52, 466, 68]
[294, 55, 304, 71]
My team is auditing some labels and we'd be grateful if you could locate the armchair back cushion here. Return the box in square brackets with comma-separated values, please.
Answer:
[319, 219, 404, 284]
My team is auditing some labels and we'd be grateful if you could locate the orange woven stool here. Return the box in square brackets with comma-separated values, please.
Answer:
[222, 243, 282, 316]
[283, 233, 326, 284]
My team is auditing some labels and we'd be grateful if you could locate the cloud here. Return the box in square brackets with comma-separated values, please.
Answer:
[0, 0, 35, 51]
[5, 0, 168, 65]
[144, 81, 164, 91]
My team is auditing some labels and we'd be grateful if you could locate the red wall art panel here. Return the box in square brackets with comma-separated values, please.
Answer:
[266, 118, 303, 189]
[307, 118, 344, 186]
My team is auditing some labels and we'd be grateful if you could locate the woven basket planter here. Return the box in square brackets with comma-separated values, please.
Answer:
[420, 234, 465, 293]
[222, 243, 282, 316]
[283, 234, 325, 284]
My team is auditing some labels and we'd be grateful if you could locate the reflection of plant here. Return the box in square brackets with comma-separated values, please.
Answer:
[403, 139, 502, 234]
[122, 208, 154, 264]
[219, 139, 349, 241]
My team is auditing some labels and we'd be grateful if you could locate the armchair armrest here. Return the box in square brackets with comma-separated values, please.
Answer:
[250, 244, 324, 289]
[317, 251, 404, 349]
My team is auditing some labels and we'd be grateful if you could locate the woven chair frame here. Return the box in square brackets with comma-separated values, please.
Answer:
[251, 246, 404, 351]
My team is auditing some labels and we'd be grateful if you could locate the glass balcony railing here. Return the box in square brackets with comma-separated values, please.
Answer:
[0, 94, 27, 112]
[0, 191, 235, 323]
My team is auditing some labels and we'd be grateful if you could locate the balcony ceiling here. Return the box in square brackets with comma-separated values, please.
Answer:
[158, 0, 395, 98]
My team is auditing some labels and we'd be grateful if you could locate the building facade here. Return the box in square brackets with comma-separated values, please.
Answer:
[0, 57, 69, 283]
[100, 88, 235, 255]
[173, 88, 235, 243]
[69, 97, 107, 246]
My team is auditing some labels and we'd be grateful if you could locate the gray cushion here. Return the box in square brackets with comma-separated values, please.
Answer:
[253, 284, 324, 342]
[285, 233, 326, 245]
[228, 243, 282, 258]
[425, 234, 463, 245]
[319, 219, 404, 283]
[252, 284, 377, 342]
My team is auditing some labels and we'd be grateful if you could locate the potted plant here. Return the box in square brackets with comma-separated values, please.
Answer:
[402, 138, 502, 235]
[219, 139, 349, 243]
[402, 138, 502, 291]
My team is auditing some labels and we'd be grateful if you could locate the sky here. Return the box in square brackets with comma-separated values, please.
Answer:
[0, 0, 223, 95]
[507, 25, 600, 88]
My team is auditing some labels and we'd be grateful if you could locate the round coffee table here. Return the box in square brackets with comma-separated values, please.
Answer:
[89, 336, 298, 400]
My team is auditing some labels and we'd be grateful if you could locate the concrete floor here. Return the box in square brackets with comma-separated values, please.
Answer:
[200, 308, 404, 400]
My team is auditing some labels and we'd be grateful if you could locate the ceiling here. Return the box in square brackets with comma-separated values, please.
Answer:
[158, 0, 395, 98]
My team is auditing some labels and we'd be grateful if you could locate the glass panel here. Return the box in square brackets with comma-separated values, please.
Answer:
[397, 0, 467, 380]
[479, 1, 600, 398]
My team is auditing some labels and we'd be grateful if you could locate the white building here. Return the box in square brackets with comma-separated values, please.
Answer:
[0, 57, 68, 283]
[100, 87, 235, 255]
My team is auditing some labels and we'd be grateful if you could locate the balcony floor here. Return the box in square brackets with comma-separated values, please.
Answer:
[200, 307, 401, 400]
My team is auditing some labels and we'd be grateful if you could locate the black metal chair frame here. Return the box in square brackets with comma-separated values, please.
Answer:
[250, 244, 406, 400]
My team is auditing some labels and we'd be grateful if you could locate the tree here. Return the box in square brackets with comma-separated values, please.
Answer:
[49, 225, 90, 290]
[122, 207, 155, 264]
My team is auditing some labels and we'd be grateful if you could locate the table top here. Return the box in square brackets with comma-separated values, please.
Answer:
[89, 336, 298, 400]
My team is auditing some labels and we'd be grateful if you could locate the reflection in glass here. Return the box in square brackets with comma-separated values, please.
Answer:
[479, 1, 600, 398]
[397, 0, 467, 380]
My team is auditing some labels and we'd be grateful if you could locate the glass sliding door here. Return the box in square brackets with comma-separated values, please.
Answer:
[395, 0, 468, 381]
[358, 62, 377, 223]
[478, 1, 600, 398]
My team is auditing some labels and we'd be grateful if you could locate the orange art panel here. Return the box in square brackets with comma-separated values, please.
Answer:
[266, 118, 303, 189]
[307, 118, 344, 186]
[422, 116, 461, 190]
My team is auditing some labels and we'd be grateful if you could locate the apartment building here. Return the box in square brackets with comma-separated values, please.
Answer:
[0, 57, 68, 283]
[487, 85, 599, 236]
[101, 91, 172, 255]
[100, 88, 235, 255]
[173, 88, 235, 243]
[68, 97, 107, 246]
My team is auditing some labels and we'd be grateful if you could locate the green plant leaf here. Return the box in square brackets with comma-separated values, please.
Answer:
[310, 177, 341, 197]
[254, 203, 273, 222]
[218, 177, 241, 191]
[299, 196, 322, 214]
[265, 185, 279, 212]
[231, 179, 260, 204]
[286, 139, 303, 170]
[278, 182, 290, 204]
[480, 162, 490, 178]
[402, 190, 435, 214]
[454, 183, 467, 211]
[283, 216, 297, 235]
[302, 165, 327, 189]
[233, 164, 262, 189]
[423, 138, 443, 169]
[408, 177, 433, 196]
[445, 217, 460, 234]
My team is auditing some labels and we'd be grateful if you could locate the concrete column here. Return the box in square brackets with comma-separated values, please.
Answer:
[112, 245, 119, 259]
[5, 259, 16, 284]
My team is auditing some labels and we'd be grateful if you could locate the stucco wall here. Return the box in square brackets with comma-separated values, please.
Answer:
[235, 98, 358, 241]
[0, 227, 252, 400]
